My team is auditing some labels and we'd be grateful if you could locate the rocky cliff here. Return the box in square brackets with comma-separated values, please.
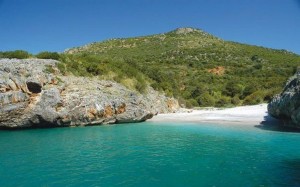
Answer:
[0, 59, 179, 129]
[268, 71, 300, 128]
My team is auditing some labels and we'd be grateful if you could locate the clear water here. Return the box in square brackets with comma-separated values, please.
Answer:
[1, 122, 300, 187]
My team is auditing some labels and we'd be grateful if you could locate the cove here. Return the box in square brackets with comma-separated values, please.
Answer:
[0, 122, 300, 186]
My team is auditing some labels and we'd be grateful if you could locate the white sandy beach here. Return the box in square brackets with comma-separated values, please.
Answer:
[149, 104, 279, 126]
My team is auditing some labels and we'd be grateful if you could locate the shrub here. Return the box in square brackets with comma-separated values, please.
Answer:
[224, 81, 244, 97]
[197, 92, 215, 107]
[185, 99, 199, 108]
[57, 63, 66, 75]
[44, 65, 55, 74]
[85, 63, 102, 76]
[251, 55, 262, 62]
[242, 84, 259, 99]
[0, 50, 31, 59]
[231, 95, 241, 105]
[253, 63, 263, 70]
[36, 51, 60, 60]
[243, 91, 265, 105]
[263, 88, 281, 102]
[215, 95, 231, 107]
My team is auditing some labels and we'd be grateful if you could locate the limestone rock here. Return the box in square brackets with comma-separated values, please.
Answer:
[0, 59, 179, 129]
[175, 27, 200, 35]
[268, 71, 300, 128]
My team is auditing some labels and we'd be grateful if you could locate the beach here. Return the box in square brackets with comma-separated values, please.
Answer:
[149, 104, 280, 126]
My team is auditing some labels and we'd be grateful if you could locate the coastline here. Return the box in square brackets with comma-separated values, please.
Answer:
[149, 104, 280, 126]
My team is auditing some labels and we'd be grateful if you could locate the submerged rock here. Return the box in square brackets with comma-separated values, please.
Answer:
[0, 59, 179, 129]
[268, 71, 300, 128]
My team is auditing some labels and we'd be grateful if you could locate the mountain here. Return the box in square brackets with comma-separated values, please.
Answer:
[62, 27, 300, 107]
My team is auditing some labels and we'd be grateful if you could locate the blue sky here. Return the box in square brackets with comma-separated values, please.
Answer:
[0, 0, 299, 54]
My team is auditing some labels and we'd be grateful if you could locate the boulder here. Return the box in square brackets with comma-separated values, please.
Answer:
[268, 71, 300, 128]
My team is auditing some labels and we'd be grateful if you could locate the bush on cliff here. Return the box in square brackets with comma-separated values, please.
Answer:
[0, 50, 31, 59]
[36, 51, 60, 60]
[57, 54, 148, 93]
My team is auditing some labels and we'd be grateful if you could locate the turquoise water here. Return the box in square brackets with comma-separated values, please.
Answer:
[1, 122, 300, 186]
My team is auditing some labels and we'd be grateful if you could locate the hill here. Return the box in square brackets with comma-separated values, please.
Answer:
[45, 28, 300, 107]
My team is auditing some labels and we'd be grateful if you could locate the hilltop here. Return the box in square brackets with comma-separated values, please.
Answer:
[62, 27, 300, 107]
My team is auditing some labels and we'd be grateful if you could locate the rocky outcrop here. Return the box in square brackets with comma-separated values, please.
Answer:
[0, 59, 179, 129]
[268, 71, 300, 128]
[174, 27, 202, 35]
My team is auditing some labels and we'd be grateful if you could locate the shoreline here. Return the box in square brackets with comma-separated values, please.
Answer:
[149, 104, 281, 126]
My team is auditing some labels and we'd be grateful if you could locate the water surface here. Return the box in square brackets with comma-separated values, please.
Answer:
[0, 122, 300, 186]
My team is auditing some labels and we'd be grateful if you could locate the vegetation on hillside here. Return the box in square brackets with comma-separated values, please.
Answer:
[35, 51, 60, 60]
[0, 50, 31, 59]
[0, 50, 60, 60]
[1, 28, 299, 107]
[64, 28, 300, 107]
[57, 54, 148, 93]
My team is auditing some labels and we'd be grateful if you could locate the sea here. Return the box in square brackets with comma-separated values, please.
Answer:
[0, 122, 300, 187]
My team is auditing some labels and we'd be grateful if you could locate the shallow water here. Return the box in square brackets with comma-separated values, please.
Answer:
[0, 122, 300, 186]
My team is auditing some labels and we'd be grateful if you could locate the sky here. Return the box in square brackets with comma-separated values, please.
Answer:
[0, 0, 299, 54]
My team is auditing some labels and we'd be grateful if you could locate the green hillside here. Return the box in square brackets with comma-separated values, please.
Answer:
[60, 28, 300, 107]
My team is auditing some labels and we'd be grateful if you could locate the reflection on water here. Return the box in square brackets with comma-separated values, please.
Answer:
[256, 114, 300, 133]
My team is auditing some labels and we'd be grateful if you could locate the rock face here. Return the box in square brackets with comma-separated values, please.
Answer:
[0, 59, 179, 129]
[268, 71, 300, 128]
[174, 27, 201, 35]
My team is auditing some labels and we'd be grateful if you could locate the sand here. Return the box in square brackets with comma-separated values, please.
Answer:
[148, 104, 280, 126]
